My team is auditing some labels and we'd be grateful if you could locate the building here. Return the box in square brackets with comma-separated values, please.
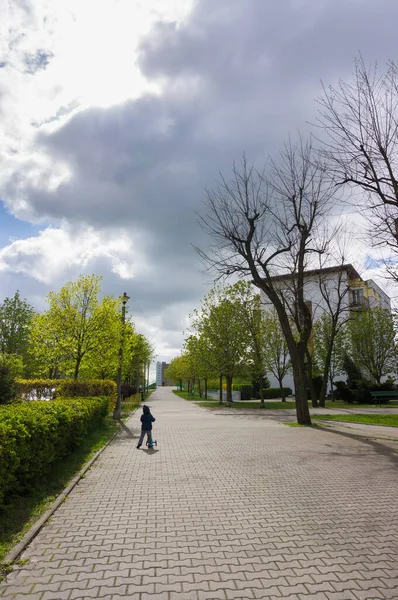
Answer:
[156, 361, 171, 387]
[261, 264, 391, 392]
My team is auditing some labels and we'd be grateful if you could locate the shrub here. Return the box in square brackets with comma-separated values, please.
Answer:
[252, 376, 270, 398]
[262, 387, 292, 399]
[0, 364, 16, 405]
[233, 384, 253, 400]
[15, 379, 57, 401]
[15, 379, 117, 408]
[333, 381, 354, 403]
[0, 396, 109, 508]
[58, 379, 116, 407]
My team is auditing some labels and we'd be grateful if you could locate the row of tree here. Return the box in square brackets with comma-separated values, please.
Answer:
[0, 275, 154, 389]
[195, 56, 398, 424]
[166, 282, 397, 409]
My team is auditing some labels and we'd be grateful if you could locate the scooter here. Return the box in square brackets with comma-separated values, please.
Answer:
[146, 439, 157, 449]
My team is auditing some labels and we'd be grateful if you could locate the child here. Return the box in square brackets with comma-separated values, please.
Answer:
[137, 405, 156, 449]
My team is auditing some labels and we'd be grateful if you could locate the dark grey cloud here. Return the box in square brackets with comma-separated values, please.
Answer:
[2, 0, 398, 353]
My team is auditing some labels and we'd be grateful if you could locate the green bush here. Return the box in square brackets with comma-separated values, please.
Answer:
[233, 384, 253, 400]
[15, 379, 117, 408]
[262, 387, 292, 399]
[0, 396, 109, 508]
[0, 365, 16, 405]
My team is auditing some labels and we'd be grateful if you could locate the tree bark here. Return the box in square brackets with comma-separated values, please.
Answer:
[74, 355, 82, 380]
[319, 348, 333, 407]
[329, 374, 334, 401]
[219, 375, 223, 404]
[259, 374, 265, 408]
[291, 345, 312, 425]
[305, 348, 318, 407]
[226, 374, 233, 407]
[277, 376, 286, 402]
[204, 377, 208, 400]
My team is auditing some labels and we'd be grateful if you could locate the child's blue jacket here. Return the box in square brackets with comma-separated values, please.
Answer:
[141, 414, 155, 430]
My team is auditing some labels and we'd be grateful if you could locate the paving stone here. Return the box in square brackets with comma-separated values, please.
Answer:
[1, 389, 397, 600]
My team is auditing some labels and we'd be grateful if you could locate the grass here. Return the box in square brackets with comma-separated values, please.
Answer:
[312, 413, 398, 427]
[173, 390, 203, 401]
[324, 400, 398, 409]
[197, 400, 297, 409]
[0, 416, 120, 567]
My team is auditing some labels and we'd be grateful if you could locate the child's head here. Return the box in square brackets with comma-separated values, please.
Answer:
[142, 405, 150, 415]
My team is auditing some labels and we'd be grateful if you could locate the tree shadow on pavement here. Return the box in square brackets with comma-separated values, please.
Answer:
[118, 421, 136, 439]
[316, 424, 398, 466]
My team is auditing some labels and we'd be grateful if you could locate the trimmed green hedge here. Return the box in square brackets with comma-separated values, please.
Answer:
[0, 396, 109, 508]
[262, 387, 292, 399]
[14, 379, 117, 408]
[233, 384, 253, 400]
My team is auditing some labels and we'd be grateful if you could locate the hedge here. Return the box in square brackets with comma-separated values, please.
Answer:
[262, 387, 292, 399]
[14, 379, 117, 408]
[232, 384, 253, 400]
[0, 396, 109, 508]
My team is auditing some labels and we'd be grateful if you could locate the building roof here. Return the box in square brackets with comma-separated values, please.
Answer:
[267, 264, 361, 283]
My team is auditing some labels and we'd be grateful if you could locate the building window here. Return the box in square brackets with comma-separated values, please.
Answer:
[351, 288, 363, 306]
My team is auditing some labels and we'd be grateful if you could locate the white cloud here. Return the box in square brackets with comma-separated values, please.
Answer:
[0, 224, 151, 284]
[0, 0, 194, 220]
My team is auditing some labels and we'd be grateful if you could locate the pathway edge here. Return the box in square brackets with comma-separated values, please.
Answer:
[3, 422, 127, 566]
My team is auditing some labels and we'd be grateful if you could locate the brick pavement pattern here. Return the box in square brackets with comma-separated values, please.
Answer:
[1, 387, 398, 599]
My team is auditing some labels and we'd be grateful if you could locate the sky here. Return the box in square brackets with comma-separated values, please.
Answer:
[1, 0, 398, 377]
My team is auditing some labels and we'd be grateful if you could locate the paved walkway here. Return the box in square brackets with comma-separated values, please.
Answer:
[1, 387, 398, 600]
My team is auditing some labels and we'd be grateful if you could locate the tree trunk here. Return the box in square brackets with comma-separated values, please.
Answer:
[219, 375, 223, 405]
[74, 356, 82, 380]
[198, 378, 202, 398]
[278, 376, 286, 402]
[204, 377, 208, 400]
[179, 378, 183, 391]
[292, 346, 312, 425]
[305, 348, 318, 407]
[259, 374, 265, 408]
[319, 350, 333, 407]
[329, 374, 334, 401]
[226, 374, 233, 407]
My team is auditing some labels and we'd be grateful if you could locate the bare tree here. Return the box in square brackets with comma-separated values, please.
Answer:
[316, 56, 398, 258]
[197, 137, 338, 425]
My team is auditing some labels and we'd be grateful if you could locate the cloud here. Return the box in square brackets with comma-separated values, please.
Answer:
[0, 224, 151, 283]
[1, 0, 398, 358]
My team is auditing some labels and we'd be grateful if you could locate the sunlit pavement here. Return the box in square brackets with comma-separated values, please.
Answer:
[1, 386, 398, 599]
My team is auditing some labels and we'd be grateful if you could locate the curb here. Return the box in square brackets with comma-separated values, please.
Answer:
[3, 420, 128, 566]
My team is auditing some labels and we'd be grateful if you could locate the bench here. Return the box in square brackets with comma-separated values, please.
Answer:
[369, 390, 398, 406]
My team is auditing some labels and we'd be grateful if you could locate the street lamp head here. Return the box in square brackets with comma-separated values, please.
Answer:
[121, 292, 130, 304]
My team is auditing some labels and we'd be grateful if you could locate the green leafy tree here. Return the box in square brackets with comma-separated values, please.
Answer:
[263, 308, 292, 402]
[28, 312, 69, 378]
[29, 275, 120, 379]
[126, 333, 154, 390]
[79, 307, 128, 380]
[236, 286, 269, 406]
[0, 291, 34, 373]
[165, 354, 191, 391]
[189, 283, 251, 406]
[349, 307, 397, 384]
[313, 315, 348, 401]
[184, 334, 215, 398]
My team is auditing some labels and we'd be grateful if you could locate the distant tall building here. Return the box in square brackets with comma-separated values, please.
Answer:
[156, 361, 171, 386]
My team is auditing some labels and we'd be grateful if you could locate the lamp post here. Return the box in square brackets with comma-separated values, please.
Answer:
[113, 292, 130, 420]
